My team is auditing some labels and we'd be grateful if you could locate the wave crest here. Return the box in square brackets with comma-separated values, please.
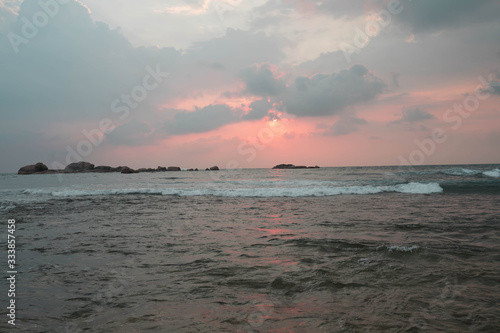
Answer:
[22, 182, 443, 198]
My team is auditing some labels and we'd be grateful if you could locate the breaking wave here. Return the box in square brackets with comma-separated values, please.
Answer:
[22, 182, 443, 198]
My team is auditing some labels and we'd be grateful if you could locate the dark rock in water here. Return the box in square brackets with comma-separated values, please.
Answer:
[205, 168, 210, 171]
[273, 164, 294, 169]
[187, 168, 194, 171]
[121, 167, 138, 174]
[272, 164, 319, 169]
[18, 162, 48, 175]
[18, 161, 214, 175]
[93, 166, 112, 172]
[64, 161, 95, 173]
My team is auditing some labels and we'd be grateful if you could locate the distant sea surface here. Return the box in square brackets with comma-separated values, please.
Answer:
[1, 164, 499, 332]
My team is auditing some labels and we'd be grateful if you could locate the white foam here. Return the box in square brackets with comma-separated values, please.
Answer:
[443, 168, 480, 176]
[483, 169, 500, 178]
[50, 188, 164, 197]
[0, 202, 16, 212]
[26, 182, 443, 198]
[385, 245, 420, 253]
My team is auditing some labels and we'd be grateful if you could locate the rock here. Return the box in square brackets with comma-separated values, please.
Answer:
[187, 168, 194, 171]
[93, 166, 112, 172]
[205, 168, 210, 171]
[121, 167, 139, 174]
[138, 168, 148, 173]
[156, 166, 167, 172]
[195, 168, 199, 171]
[272, 164, 295, 169]
[308, 165, 320, 169]
[110, 166, 124, 172]
[167, 166, 181, 171]
[209, 166, 220, 171]
[272, 164, 318, 169]
[64, 161, 95, 173]
[18, 162, 48, 175]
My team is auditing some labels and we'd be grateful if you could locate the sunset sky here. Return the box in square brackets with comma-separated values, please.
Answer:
[1, 0, 499, 172]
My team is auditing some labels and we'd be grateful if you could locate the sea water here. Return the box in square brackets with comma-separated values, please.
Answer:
[0, 164, 499, 332]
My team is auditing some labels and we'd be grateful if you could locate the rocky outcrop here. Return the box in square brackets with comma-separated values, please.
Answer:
[18, 161, 222, 175]
[121, 167, 139, 174]
[272, 164, 320, 169]
[93, 166, 112, 172]
[110, 166, 124, 172]
[64, 162, 95, 173]
[18, 162, 49, 175]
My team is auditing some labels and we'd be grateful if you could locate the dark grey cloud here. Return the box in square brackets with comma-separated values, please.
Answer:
[484, 79, 500, 95]
[244, 99, 273, 120]
[0, 0, 180, 122]
[106, 120, 155, 146]
[395, 0, 500, 34]
[395, 107, 435, 123]
[240, 64, 286, 97]
[320, 114, 368, 136]
[295, 51, 346, 76]
[282, 65, 386, 117]
[165, 104, 242, 135]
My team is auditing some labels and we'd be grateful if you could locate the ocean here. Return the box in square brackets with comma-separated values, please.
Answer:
[1, 164, 499, 332]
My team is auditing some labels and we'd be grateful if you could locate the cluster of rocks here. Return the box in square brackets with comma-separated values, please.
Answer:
[17, 162, 220, 175]
[272, 164, 320, 169]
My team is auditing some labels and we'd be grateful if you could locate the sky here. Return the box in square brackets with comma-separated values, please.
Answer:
[0, 0, 499, 172]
